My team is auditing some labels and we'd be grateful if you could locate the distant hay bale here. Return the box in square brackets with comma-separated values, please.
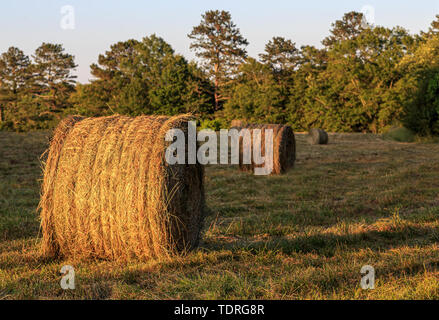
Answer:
[39, 114, 205, 261]
[308, 128, 328, 145]
[238, 124, 296, 175]
[231, 119, 245, 128]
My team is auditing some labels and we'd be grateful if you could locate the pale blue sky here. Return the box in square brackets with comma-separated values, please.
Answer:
[1, 0, 438, 83]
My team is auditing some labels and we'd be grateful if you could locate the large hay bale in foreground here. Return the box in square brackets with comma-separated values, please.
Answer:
[39, 114, 205, 261]
[308, 128, 328, 145]
[238, 124, 296, 175]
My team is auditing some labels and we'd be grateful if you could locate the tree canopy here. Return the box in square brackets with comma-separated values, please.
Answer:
[188, 10, 248, 111]
[1, 10, 439, 136]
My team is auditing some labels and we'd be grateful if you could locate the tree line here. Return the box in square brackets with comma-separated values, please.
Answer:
[1, 10, 438, 135]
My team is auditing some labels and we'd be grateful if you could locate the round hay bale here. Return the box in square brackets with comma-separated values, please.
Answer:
[231, 119, 245, 128]
[308, 128, 328, 145]
[39, 114, 205, 261]
[238, 124, 296, 175]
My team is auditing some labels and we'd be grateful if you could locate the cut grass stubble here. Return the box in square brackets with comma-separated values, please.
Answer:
[0, 131, 438, 299]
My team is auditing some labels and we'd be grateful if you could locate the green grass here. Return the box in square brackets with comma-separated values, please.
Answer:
[1, 131, 439, 299]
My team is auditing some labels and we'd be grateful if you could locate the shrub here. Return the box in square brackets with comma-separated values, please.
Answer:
[199, 118, 228, 131]
[382, 127, 415, 142]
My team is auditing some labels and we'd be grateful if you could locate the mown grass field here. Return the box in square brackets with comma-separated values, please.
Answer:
[1, 130, 439, 299]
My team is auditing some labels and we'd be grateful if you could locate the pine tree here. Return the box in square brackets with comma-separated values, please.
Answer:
[260, 37, 299, 75]
[0, 47, 31, 123]
[322, 11, 365, 48]
[32, 43, 77, 117]
[91, 39, 141, 82]
[188, 10, 248, 111]
[87, 39, 144, 115]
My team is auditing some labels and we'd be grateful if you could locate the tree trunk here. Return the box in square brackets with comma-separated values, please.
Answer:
[214, 83, 219, 111]
[214, 63, 220, 111]
[0, 105, 3, 123]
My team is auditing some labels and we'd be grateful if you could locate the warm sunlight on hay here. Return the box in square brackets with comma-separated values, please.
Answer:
[39, 114, 205, 261]
[238, 124, 296, 175]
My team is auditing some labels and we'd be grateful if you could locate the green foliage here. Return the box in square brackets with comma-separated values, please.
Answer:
[399, 35, 439, 136]
[322, 11, 366, 48]
[224, 58, 287, 124]
[189, 10, 248, 110]
[2, 11, 439, 136]
[72, 35, 214, 118]
[382, 127, 415, 142]
[421, 14, 439, 39]
[259, 36, 299, 86]
[0, 47, 32, 128]
[84, 38, 148, 115]
[295, 23, 414, 133]
[0, 44, 76, 131]
[402, 70, 439, 136]
[68, 83, 112, 116]
[199, 118, 228, 131]
[32, 43, 77, 116]
[224, 12, 420, 134]
[147, 55, 213, 115]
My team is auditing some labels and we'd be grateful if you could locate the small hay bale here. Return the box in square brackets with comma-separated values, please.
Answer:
[231, 119, 245, 128]
[308, 128, 328, 145]
[39, 114, 205, 261]
[238, 124, 296, 175]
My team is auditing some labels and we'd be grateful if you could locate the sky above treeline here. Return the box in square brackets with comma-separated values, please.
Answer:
[1, 0, 438, 83]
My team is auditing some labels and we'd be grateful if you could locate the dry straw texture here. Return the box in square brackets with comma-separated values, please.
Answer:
[238, 124, 296, 175]
[39, 114, 205, 261]
[308, 128, 329, 145]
